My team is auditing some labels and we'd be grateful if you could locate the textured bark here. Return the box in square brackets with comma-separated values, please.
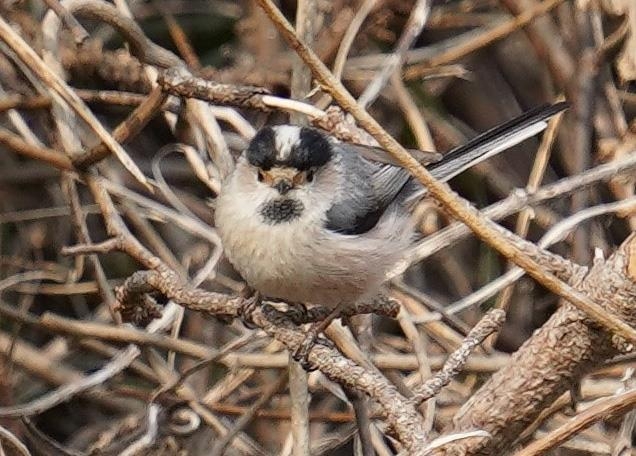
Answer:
[436, 233, 636, 455]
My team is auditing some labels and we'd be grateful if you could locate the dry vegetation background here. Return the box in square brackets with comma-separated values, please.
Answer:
[0, 0, 635, 454]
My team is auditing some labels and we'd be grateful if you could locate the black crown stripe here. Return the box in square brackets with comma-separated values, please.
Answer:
[246, 126, 333, 171]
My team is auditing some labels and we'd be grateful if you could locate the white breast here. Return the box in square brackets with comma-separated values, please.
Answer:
[215, 161, 414, 307]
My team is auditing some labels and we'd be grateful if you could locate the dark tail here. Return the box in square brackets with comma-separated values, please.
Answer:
[428, 102, 568, 182]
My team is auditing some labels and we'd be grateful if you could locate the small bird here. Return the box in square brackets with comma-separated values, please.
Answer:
[215, 103, 567, 315]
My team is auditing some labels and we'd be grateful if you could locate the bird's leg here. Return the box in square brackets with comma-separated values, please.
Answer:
[238, 290, 262, 329]
[292, 304, 343, 368]
[282, 301, 309, 324]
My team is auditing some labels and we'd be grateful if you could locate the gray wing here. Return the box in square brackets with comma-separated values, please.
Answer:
[324, 100, 569, 234]
[325, 147, 411, 235]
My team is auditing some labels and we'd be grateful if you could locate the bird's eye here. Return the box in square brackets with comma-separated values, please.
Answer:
[257, 170, 265, 182]
[306, 169, 314, 182]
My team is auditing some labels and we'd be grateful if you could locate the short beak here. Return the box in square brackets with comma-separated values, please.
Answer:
[261, 168, 299, 194]
[273, 179, 292, 195]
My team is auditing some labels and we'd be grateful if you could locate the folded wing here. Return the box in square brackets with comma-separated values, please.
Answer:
[324, 102, 568, 235]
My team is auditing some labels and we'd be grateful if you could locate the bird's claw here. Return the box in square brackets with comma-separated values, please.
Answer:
[292, 331, 334, 371]
[284, 301, 309, 324]
[239, 291, 261, 329]
[292, 336, 316, 370]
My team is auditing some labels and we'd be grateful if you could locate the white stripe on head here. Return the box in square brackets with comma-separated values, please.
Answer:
[272, 125, 301, 161]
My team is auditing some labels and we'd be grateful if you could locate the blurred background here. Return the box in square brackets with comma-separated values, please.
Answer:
[0, 0, 634, 454]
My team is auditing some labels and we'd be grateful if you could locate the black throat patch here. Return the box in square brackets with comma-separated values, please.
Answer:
[259, 198, 305, 224]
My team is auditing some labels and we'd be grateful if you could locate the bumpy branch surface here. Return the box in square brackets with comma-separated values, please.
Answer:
[434, 234, 636, 455]
[114, 270, 427, 451]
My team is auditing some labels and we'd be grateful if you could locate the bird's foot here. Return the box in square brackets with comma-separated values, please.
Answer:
[292, 322, 321, 369]
[292, 306, 342, 370]
[283, 301, 309, 324]
[292, 330, 334, 371]
[238, 291, 261, 329]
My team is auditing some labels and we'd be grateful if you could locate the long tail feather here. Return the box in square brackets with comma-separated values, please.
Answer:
[401, 101, 567, 206]
[428, 101, 568, 182]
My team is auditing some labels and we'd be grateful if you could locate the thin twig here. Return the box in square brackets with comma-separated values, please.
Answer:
[397, 307, 435, 433]
[396, 150, 636, 273]
[0, 425, 31, 456]
[495, 102, 565, 314]
[41, 0, 89, 44]
[119, 404, 160, 456]
[316, 0, 377, 109]
[403, 0, 567, 79]
[513, 388, 636, 456]
[210, 374, 287, 456]
[0, 127, 73, 171]
[410, 309, 505, 404]
[0, 15, 150, 189]
[74, 86, 168, 168]
[0, 345, 140, 417]
[159, 2, 201, 69]
[357, 0, 430, 109]
[444, 196, 636, 314]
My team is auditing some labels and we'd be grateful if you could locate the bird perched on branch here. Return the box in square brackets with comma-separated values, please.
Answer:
[215, 102, 567, 354]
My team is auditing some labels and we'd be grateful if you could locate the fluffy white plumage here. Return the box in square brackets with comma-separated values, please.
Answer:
[216, 147, 413, 307]
[215, 103, 567, 308]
